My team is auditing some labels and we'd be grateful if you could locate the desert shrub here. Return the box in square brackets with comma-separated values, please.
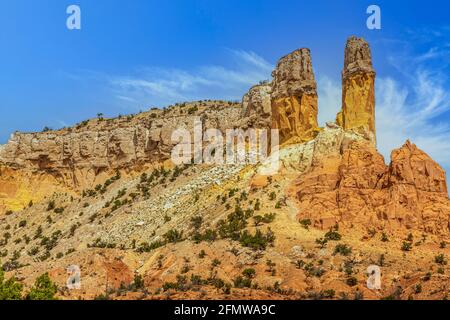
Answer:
[322, 289, 335, 299]
[28, 247, 39, 256]
[254, 199, 261, 211]
[325, 230, 342, 241]
[434, 254, 447, 265]
[132, 274, 145, 290]
[346, 276, 358, 287]
[414, 284, 422, 294]
[304, 264, 325, 278]
[239, 229, 274, 250]
[299, 219, 312, 230]
[190, 216, 203, 229]
[18, 220, 27, 228]
[26, 273, 57, 300]
[33, 226, 43, 240]
[136, 240, 164, 253]
[242, 268, 256, 279]
[190, 274, 205, 286]
[0, 264, 23, 300]
[401, 241, 412, 252]
[253, 213, 276, 226]
[334, 244, 352, 256]
[406, 233, 414, 242]
[295, 260, 305, 269]
[162, 275, 188, 292]
[192, 229, 217, 243]
[211, 259, 221, 267]
[315, 238, 328, 248]
[233, 276, 252, 288]
[46, 201, 55, 211]
[54, 207, 64, 214]
[164, 229, 183, 243]
[217, 206, 248, 239]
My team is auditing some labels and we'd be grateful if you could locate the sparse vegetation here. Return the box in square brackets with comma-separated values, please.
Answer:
[334, 244, 352, 256]
[299, 219, 312, 230]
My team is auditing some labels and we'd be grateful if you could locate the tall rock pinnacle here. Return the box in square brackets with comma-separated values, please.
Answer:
[271, 48, 319, 144]
[336, 36, 376, 142]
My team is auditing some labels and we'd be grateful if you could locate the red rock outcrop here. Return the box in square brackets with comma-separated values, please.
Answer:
[271, 48, 319, 144]
[293, 140, 449, 234]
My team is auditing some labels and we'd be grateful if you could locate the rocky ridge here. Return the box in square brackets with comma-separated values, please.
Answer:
[0, 36, 448, 300]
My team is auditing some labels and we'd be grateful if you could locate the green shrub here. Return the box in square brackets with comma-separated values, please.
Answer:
[242, 268, 256, 279]
[0, 264, 23, 300]
[324, 230, 341, 241]
[47, 201, 55, 211]
[164, 229, 183, 243]
[346, 276, 358, 287]
[299, 219, 312, 230]
[401, 241, 412, 251]
[434, 254, 447, 265]
[136, 240, 164, 253]
[26, 273, 57, 300]
[233, 275, 252, 288]
[239, 229, 274, 250]
[334, 244, 352, 256]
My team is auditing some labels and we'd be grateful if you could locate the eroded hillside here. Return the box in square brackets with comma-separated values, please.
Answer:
[0, 37, 448, 300]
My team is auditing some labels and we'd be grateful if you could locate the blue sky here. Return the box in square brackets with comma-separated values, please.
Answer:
[1, 0, 450, 173]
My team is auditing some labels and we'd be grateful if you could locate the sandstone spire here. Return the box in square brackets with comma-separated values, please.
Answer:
[336, 36, 376, 142]
[271, 48, 319, 144]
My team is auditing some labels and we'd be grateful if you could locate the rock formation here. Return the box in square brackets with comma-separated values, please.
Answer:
[292, 139, 449, 234]
[0, 101, 243, 211]
[241, 82, 272, 128]
[0, 36, 448, 236]
[336, 36, 376, 143]
[271, 48, 319, 144]
[0, 36, 449, 301]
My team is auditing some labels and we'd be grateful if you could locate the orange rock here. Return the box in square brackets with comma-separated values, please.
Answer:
[271, 48, 319, 144]
[336, 37, 376, 143]
[293, 140, 450, 234]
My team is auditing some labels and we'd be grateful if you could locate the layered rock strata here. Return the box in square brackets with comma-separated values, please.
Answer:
[293, 139, 449, 234]
[271, 48, 319, 144]
[336, 36, 376, 143]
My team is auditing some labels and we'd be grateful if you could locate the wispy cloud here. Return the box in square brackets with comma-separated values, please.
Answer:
[318, 69, 450, 169]
[110, 49, 273, 109]
[376, 70, 450, 167]
[318, 76, 341, 126]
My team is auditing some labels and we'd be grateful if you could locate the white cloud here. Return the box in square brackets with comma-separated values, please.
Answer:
[376, 70, 450, 167]
[318, 76, 341, 126]
[110, 50, 274, 109]
[317, 71, 450, 171]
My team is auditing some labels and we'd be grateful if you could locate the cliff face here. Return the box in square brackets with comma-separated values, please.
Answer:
[0, 101, 243, 211]
[271, 48, 319, 144]
[292, 139, 449, 234]
[241, 83, 272, 128]
[336, 36, 376, 143]
[0, 36, 448, 235]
